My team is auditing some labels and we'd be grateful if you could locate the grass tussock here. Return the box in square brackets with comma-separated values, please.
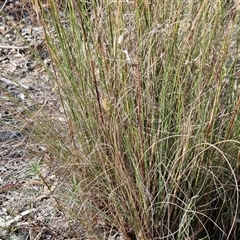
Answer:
[31, 0, 240, 239]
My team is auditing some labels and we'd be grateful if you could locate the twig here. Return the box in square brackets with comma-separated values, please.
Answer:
[0, 0, 7, 12]
[0, 77, 29, 89]
[0, 208, 37, 228]
[0, 45, 29, 49]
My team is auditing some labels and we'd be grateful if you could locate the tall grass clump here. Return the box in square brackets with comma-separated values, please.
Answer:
[31, 0, 240, 239]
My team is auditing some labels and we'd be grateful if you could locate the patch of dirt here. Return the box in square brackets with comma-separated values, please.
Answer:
[0, 1, 79, 239]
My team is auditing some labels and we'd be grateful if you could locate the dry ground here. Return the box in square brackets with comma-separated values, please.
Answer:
[0, 1, 80, 239]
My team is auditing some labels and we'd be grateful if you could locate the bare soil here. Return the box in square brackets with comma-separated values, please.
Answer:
[0, 1, 78, 239]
